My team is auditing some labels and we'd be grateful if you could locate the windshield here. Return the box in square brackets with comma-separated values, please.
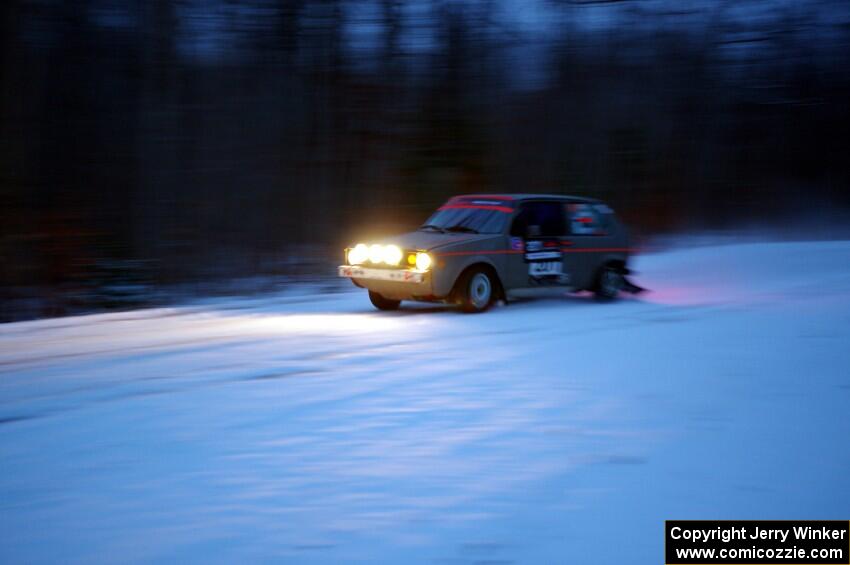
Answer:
[421, 207, 509, 234]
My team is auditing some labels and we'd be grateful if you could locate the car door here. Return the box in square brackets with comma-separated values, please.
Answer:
[505, 200, 581, 291]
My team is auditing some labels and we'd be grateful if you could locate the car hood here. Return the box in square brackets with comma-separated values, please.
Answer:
[379, 230, 500, 252]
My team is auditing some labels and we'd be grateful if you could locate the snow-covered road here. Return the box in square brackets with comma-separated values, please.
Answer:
[2, 241, 849, 563]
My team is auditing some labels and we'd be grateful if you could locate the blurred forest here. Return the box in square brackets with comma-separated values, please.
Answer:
[2, 0, 850, 320]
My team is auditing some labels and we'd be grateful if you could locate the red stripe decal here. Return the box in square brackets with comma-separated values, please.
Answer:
[450, 194, 515, 201]
[562, 247, 633, 253]
[435, 249, 524, 257]
[438, 204, 514, 213]
[435, 247, 635, 257]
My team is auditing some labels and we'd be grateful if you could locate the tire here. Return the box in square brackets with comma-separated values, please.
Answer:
[457, 267, 495, 313]
[594, 264, 624, 301]
[368, 290, 401, 311]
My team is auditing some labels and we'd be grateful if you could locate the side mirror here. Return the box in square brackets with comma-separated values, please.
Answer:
[526, 224, 542, 238]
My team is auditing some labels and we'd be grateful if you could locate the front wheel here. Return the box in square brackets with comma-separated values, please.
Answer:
[369, 291, 400, 311]
[594, 264, 624, 301]
[457, 268, 495, 313]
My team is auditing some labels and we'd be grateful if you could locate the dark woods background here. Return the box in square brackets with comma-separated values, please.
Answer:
[2, 0, 849, 320]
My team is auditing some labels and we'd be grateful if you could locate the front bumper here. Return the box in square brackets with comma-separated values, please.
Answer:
[338, 265, 436, 300]
[338, 265, 425, 283]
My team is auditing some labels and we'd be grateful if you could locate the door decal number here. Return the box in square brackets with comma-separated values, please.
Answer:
[529, 261, 562, 276]
[525, 238, 569, 285]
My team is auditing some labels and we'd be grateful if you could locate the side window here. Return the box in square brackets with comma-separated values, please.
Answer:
[511, 202, 566, 237]
[568, 203, 608, 235]
[510, 208, 530, 237]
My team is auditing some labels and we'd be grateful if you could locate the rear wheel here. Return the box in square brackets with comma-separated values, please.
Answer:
[457, 267, 495, 313]
[369, 291, 401, 311]
[594, 264, 624, 301]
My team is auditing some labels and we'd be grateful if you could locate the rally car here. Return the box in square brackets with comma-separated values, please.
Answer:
[338, 194, 642, 312]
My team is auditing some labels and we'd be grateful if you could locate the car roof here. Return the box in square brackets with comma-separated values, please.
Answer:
[454, 193, 603, 204]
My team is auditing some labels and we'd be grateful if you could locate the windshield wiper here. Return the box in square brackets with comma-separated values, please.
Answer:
[445, 225, 479, 234]
[419, 224, 446, 233]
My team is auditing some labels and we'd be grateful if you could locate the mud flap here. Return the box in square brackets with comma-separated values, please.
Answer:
[621, 277, 646, 294]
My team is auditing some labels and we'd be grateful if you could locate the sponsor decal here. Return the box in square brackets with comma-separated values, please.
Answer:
[509, 237, 524, 251]
[525, 250, 562, 261]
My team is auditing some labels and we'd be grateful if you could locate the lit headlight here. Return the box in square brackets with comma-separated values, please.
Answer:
[350, 243, 423, 268]
[348, 243, 369, 265]
[382, 245, 403, 266]
[415, 252, 432, 271]
[368, 244, 385, 264]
